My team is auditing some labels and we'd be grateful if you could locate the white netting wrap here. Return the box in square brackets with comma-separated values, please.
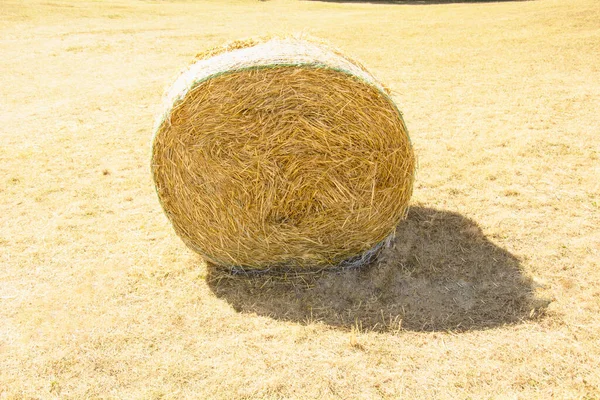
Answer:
[155, 37, 386, 133]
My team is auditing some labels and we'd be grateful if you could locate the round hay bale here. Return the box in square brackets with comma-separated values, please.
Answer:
[152, 37, 415, 270]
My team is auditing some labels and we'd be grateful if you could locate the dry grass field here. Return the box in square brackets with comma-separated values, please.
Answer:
[1, 0, 599, 398]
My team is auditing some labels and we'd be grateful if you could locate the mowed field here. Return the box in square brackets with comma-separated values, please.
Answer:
[1, 0, 599, 398]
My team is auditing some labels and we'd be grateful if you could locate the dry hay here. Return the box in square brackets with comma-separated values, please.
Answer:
[151, 37, 415, 271]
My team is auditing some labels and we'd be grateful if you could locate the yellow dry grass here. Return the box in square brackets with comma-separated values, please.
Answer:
[1, 0, 599, 398]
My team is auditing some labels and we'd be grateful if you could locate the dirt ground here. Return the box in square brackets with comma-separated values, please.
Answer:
[1, 0, 599, 398]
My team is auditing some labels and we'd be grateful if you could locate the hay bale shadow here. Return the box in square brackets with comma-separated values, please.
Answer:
[207, 207, 549, 332]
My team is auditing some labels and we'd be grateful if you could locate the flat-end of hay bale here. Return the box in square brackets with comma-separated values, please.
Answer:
[152, 36, 415, 270]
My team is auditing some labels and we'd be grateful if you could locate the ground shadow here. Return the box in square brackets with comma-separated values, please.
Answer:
[207, 207, 549, 332]
[305, 0, 529, 5]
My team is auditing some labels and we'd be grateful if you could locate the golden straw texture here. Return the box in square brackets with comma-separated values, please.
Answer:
[152, 38, 415, 270]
